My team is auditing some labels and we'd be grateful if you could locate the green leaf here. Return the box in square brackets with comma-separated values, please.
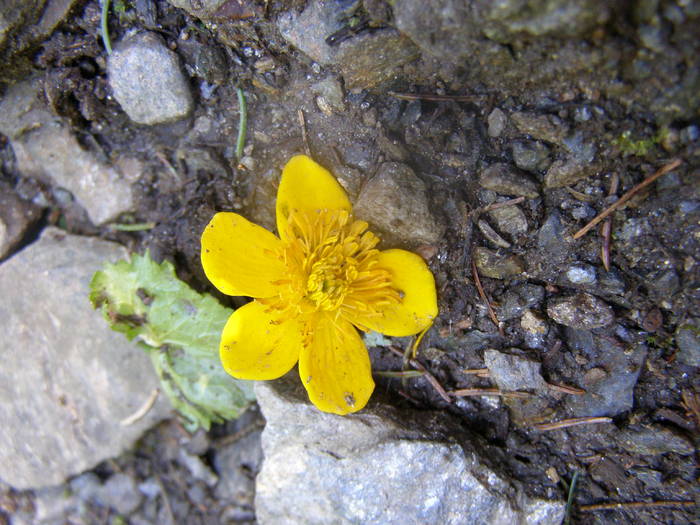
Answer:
[90, 252, 256, 431]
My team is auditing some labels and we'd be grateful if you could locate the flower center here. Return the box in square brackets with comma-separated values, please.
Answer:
[264, 208, 401, 324]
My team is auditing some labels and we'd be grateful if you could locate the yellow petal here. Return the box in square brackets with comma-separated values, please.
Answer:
[348, 249, 438, 337]
[276, 155, 351, 240]
[201, 212, 285, 298]
[298, 316, 374, 415]
[220, 301, 302, 380]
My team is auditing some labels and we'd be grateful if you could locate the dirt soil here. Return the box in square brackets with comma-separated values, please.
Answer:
[1, 1, 698, 524]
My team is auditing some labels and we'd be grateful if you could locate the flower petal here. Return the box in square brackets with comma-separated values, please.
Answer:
[276, 155, 351, 240]
[220, 300, 302, 380]
[298, 316, 374, 415]
[201, 212, 285, 298]
[348, 249, 438, 337]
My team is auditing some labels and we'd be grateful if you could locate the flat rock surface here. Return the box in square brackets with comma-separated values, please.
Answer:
[0, 228, 170, 489]
[108, 31, 193, 124]
[354, 162, 444, 245]
[0, 78, 135, 225]
[254, 378, 564, 525]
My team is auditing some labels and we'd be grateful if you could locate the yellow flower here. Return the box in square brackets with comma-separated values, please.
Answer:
[201, 155, 438, 415]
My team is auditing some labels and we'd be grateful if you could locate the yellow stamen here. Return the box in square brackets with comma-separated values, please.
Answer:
[269, 209, 400, 324]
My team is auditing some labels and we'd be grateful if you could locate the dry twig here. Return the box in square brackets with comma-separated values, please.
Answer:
[547, 382, 586, 395]
[215, 419, 265, 448]
[600, 173, 619, 271]
[120, 388, 159, 426]
[579, 500, 695, 512]
[462, 368, 490, 378]
[471, 259, 503, 335]
[387, 91, 480, 102]
[573, 159, 682, 240]
[375, 370, 426, 379]
[388, 346, 451, 403]
[534, 416, 612, 431]
[450, 388, 530, 399]
[480, 196, 526, 214]
[297, 108, 310, 155]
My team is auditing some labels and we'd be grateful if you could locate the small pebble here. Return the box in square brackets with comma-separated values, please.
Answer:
[566, 265, 597, 284]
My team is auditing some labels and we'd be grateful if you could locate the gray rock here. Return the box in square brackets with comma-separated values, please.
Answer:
[647, 268, 680, 298]
[70, 472, 102, 502]
[487, 108, 507, 137]
[214, 428, 263, 507]
[166, 0, 228, 20]
[255, 378, 564, 525]
[675, 320, 700, 367]
[179, 449, 219, 487]
[477, 219, 511, 248]
[544, 158, 597, 188]
[512, 140, 551, 172]
[97, 473, 143, 515]
[567, 340, 647, 417]
[334, 29, 419, 90]
[0, 184, 42, 259]
[311, 76, 346, 114]
[488, 205, 528, 237]
[0, 79, 135, 225]
[565, 264, 597, 284]
[511, 112, 569, 145]
[547, 293, 614, 329]
[497, 283, 545, 321]
[278, 2, 418, 89]
[480, 0, 610, 41]
[478, 163, 540, 198]
[484, 349, 548, 393]
[473, 246, 525, 280]
[616, 425, 694, 456]
[394, 0, 478, 60]
[108, 31, 193, 125]
[521, 310, 548, 335]
[354, 162, 444, 245]
[0, 228, 169, 489]
[562, 131, 597, 163]
[530, 211, 572, 276]
[33, 485, 78, 523]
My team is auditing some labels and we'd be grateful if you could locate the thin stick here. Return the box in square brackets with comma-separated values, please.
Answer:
[100, 0, 112, 54]
[450, 388, 531, 398]
[462, 368, 490, 376]
[215, 419, 265, 447]
[375, 370, 425, 379]
[572, 159, 682, 239]
[235, 87, 247, 160]
[481, 196, 526, 213]
[547, 382, 586, 395]
[600, 173, 619, 271]
[388, 346, 451, 403]
[120, 388, 159, 425]
[579, 500, 695, 512]
[534, 416, 612, 431]
[471, 259, 503, 335]
[298, 109, 310, 155]
[155, 150, 181, 181]
[109, 222, 156, 231]
[388, 91, 480, 102]
[154, 474, 175, 525]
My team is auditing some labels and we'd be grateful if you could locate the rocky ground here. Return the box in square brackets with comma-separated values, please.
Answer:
[0, 1, 698, 524]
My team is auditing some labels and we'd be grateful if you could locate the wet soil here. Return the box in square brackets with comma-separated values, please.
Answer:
[1, 1, 698, 523]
